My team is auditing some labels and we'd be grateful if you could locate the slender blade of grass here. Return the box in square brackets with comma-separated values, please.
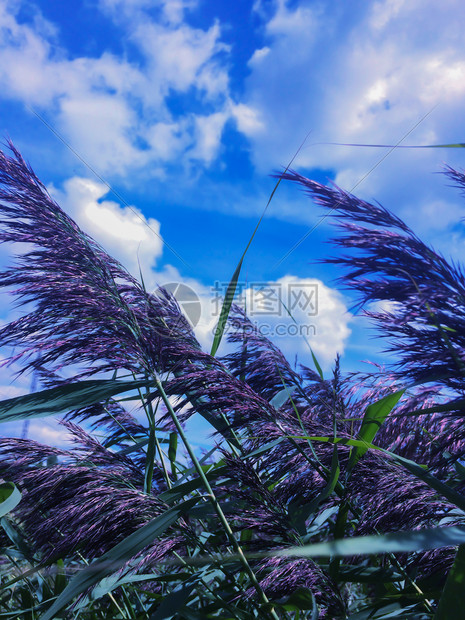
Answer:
[144, 421, 157, 494]
[274, 525, 465, 559]
[434, 543, 465, 620]
[0, 378, 155, 423]
[347, 389, 405, 473]
[210, 133, 311, 357]
[317, 141, 465, 149]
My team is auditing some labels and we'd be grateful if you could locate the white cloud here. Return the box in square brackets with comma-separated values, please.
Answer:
[239, 0, 465, 252]
[244, 276, 351, 367]
[190, 111, 229, 163]
[99, 0, 198, 24]
[26, 420, 73, 447]
[264, 0, 319, 40]
[231, 102, 264, 136]
[369, 0, 407, 30]
[49, 177, 164, 278]
[132, 19, 229, 97]
[0, 0, 235, 174]
[248, 47, 270, 66]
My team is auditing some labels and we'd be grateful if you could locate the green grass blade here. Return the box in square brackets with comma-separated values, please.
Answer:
[210, 261, 243, 357]
[41, 497, 199, 620]
[347, 389, 405, 473]
[116, 437, 150, 457]
[0, 378, 154, 423]
[73, 573, 161, 612]
[168, 431, 178, 482]
[150, 580, 197, 619]
[144, 421, 157, 494]
[0, 482, 21, 518]
[210, 133, 311, 357]
[168, 432, 178, 464]
[334, 565, 403, 583]
[434, 543, 465, 619]
[275, 525, 465, 559]
[388, 397, 465, 419]
[318, 141, 465, 149]
[243, 438, 284, 459]
[310, 349, 324, 381]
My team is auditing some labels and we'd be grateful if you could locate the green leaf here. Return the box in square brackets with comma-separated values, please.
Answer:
[348, 389, 405, 472]
[275, 525, 465, 559]
[41, 496, 199, 620]
[0, 517, 31, 559]
[270, 386, 296, 411]
[0, 483, 21, 518]
[210, 260, 244, 358]
[277, 587, 318, 615]
[168, 432, 178, 464]
[116, 437, 150, 457]
[210, 134, 310, 357]
[150, 580, 197, 619]
[144, 421, 157, 494]
[434, 543, 465, 619]
[53, 559, 67, 597]
[380, 397, 465, 419]
[321, 141, 465, 149]
[159, 464, 229, 505]
[310, 349, 324, 381]
[243, 438, 284, 460]
[73, 573, 160, 612]
[0, 378, 154, 423]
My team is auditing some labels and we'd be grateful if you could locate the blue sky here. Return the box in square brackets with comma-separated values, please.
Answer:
[1, 0, 465, 443]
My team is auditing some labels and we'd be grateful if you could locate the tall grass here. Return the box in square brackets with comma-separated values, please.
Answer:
[1, 143, 465, 618]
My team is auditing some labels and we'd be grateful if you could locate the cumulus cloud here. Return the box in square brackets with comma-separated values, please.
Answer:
[0, 0, 241, 174]
[241, 275, 351, 367]
[221, 0, 465, 269]
[49, 177, 164, 278]
[230, 102, 265, 136]
[172, 275, 351, 368]
[143, 271, 351, 367]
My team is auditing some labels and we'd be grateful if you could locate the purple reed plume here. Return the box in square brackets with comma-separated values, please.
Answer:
[0, 143, 200, 380]
[279, 169, 465, 393]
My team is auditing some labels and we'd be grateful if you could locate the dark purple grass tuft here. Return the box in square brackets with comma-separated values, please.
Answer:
[279, 169, 465, 393]
[0, 143, 200, 380]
